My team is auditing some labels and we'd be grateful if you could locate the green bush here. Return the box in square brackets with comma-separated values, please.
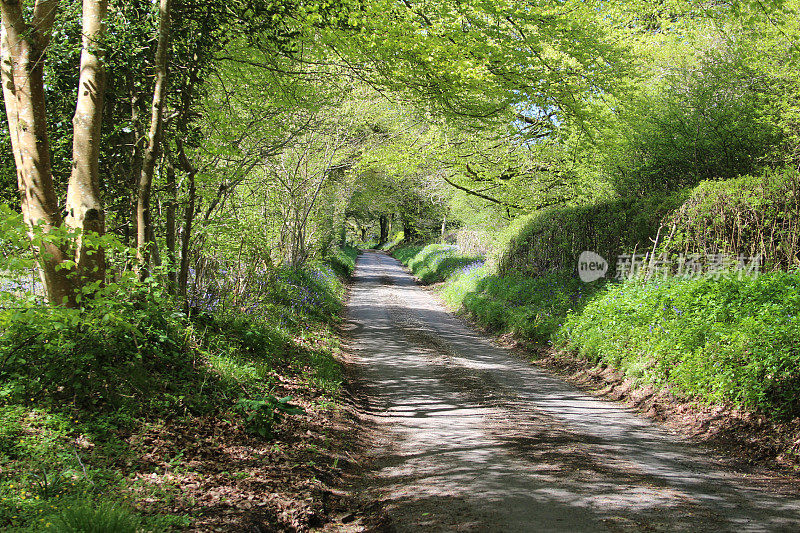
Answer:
[234, 395, 304, 438]
[606, 40, 781, 197]
[661, 168, 800, 271]
[391, 245, 423, 266]
[495, 167, 800, 281]
[0, 289, 191, 416]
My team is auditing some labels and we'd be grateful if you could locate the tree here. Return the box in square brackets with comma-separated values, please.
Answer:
[1, 0, 109, 306]
[135, 0, 171, 278]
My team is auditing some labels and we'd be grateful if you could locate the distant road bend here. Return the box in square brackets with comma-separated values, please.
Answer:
[345, 250, 800, 533]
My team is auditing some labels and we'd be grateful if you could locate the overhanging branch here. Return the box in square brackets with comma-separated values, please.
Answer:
[442, 175, 522, 210]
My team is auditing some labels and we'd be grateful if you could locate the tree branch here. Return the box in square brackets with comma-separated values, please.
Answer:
[442, 175, 522, 210]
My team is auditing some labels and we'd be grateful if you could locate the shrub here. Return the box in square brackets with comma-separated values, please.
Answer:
[50, 501, 141, 533]
[326, 244, 359, 277]
[660, 168, 800, 271]
[392, 245, 423, 267]
[606, 40, 781, 197]
[494, 167, 800, 280]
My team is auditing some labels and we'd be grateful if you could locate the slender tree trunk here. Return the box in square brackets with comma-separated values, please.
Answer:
[127, 80, 143, 246]
[177, 141, 196, 299]
[165, 153, 177, 289]
[136, 0, 171, 279]
[379, 214, 389, 245]
[66, 0, 109, 289]
[1, 0, 75, 306]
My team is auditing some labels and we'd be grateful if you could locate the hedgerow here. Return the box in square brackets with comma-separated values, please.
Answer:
[400, 240, 800, 419]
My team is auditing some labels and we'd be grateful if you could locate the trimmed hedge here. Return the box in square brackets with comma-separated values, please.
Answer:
[496, 192, 687, 278]
[496, 167, 800, 279]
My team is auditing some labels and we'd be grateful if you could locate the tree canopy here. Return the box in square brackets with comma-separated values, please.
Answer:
[0, 0, 798, 304]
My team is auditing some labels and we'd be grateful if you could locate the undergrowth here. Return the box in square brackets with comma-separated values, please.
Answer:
[556, 272, 800, 418]
[0, 225, 359, 531]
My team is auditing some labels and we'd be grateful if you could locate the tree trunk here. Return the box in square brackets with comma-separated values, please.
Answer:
[66, 0, 109, 289]
[127, 79, 143, 246]
[379, 214, 389, 245]
[1, 0, 111, 306]
[136, 0, 171, 279]
[177, 141, 196, 299]
[165, 152, 177, 289]
[1, 0, 76, 306]
[402, 215, 417, 243]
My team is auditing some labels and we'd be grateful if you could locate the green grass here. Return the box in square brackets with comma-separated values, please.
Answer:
[393, 243, 483, 284]
[327, 244, 359, 278]
[441, 266, 606, 344]
[375, 232, 404, 251]
[391, 244, 423, 266]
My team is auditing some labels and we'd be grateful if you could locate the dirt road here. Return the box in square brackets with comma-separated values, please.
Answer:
[343, 251, 800, 532]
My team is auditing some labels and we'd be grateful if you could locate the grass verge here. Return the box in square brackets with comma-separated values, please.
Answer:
[556, 272, 800, 419]
[393, 243, 483, 284]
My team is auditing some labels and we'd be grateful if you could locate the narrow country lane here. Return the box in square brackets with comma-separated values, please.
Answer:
[344, 251, 800, 533]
